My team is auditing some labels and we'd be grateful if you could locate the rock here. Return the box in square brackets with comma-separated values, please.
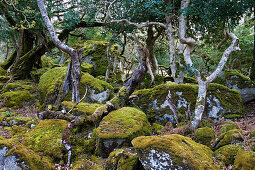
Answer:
[23, 119, 69, 162]
[73, 40, 125, 81]
[72, 155, 104, 169]
[130, 83, 244, 124]
[105, 148, 140, 170]
[220, 122, 239, 133]
[132, 134, 219, 169]
[0, 90, 34, 109]
[0, 139, 54, 169]
[96, 107, 152, 157]
[194, 127, 215, 147]
[233, 150, 255, 170]
[214, 129, 244, 150]
[214, 144, 242, 166]
[215, 70, 255, 103]
[38, 67, 113, 105]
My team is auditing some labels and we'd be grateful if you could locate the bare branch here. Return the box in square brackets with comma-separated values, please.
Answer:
[109, 19, 167, 29]
[217, 29, 230, 49]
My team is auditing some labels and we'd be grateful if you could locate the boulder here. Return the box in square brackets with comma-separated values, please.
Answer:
[0, 139, 54, 169]
[73, 40, 125, 81]
[194, 127, 215, 147]
[214, 129, 244, 150]
[105, 148, 140, 170]
[233, 150, 255, 170]
[23, 119, 69, 162]
[96, 107, 151, 157]
[132, 134, 219, 169]
[130, 83, 244, 124]
[220, 122, 239, 133]
[214, 144, 242, 166]
[215, 70, 255, 103]
[38, 67, 113, 105]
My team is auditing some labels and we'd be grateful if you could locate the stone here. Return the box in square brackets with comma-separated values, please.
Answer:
[215, 70, 255, 103]
[194, 127, 215, 147]
[132, 134, 219, 169]
[130, 83, 244, 124]
[96, 107, 151, 157]
[233, 150, 255, 170]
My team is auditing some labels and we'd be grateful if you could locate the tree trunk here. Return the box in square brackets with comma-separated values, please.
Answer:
[250, 24, 255, 80]
[191, 80, 207, 129]
[146, 25, 158, 74]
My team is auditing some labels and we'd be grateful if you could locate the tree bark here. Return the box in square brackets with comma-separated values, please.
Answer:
[250, 24, 255, 80]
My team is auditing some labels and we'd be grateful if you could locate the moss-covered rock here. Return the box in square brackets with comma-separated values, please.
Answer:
[132, 134, 219, 169]
[220, 122, 239, 133]
[23, 119, 69, 163]
[136, 73, 165, 90]
[194, 127, 215, 147]
[38, 67, 113, 105]
[0, 139, 54, 169]
[0, 90, 34, 109]
[40, 56, 56, 68]
[152, 123, 166, 135]
[233, 150, 255, 170]
[215, 70, 255, 103]
[214, 129, 244, 150]
[81, 63, 93, 74]
[96, 107, 151, 157]
[2, 80, 36, 93]
[105, 148, 140, 170]
[214, 144, 242, 166]
[73, 40, 125, 81]
[72, 155, 104, 170]
[130, 83, 244, 124]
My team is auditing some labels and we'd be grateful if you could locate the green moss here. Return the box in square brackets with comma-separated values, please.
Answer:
[41, 56, 55, 68]
[194, 127, 215, 147]
[81, 63, 93, 74]
[132, 134, 219, 169]
[215, 129, 244, 149]
[96, 107, 151, 139]
[0, 139, 54, 169]
[72, 155, 104, 170]
[136, 73, 165, 90]
[2, 81, 36, 93]
[105, 148, 139, 170]
[214, 144, 242, 166]
[0, 90, 33, 109]
[23, 119, 69, 162]
[30, 67, 50, 83]
[152, 123, 166, 135]
[250, 130, 255, 138]
[220, 122, 239, 133]
[0, 76, 10, 83]
[215, 70, 254, 89]
[109, 86, 129, 109]
[0, 66, 6, 75]
[233, 150, 255, 170]
[62, 101, 105, 115]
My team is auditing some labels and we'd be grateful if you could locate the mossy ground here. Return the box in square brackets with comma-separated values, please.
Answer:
[0, 139, 54, 169]
[23, 119, 69, 163]
[132, 134, 219, 169]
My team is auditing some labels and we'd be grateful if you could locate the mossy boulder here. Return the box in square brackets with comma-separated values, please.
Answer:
[130, 83, 244, 124]
[136, 73, 164, 90]
[194, 127, 215, 147]
[81, 63, 93, 74]
[0, 90, 34, 109]
[23, 119, 69, 163]
[220, 122, 239, 133]
[214, 129, 244, 150]
[2, 80, 36, 93]
[105, 148, 140, 170]
[214, 144, 242, 166]
[73, 40, 125, 81]
[38, 67, 113, 105]
[0, 139, 54, 169]
[72, 155, 104, 170]
[96, 107, 152, 157]
[215, 70, 255, 103]
[132, 134, 219, 169]
[233, 150, 255, 170]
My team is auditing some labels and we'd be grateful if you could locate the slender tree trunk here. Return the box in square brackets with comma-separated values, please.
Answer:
[250, 24, 255, 80]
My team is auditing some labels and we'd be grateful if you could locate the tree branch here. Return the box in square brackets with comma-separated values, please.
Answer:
[109, 19, 167, 29]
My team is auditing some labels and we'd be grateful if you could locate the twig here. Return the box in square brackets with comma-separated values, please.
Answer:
[67, 88, 88, 114]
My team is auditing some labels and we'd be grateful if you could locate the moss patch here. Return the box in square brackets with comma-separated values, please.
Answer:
[194, 127, 215, 147]
[0, 139, 54, 169]
[0, 90, 34, 109]
[81, 63, 93, 74]
[0, 66, 6, 75]
[214, 144, 242, 166]
[23, 119, 69, 162]
[215, 129, 244, 149]
[220, 122, 239, 133]
[132, 134, 219, 169]
[233, 150, 255, 170]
